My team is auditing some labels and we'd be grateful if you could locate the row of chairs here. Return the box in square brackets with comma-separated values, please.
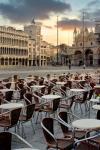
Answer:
[41, 111, 100, 150]
[0, 131, 33, 150]
[0, 103, 35, 137]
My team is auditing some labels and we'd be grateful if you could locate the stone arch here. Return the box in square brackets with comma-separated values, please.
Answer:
[97, 48, 100, 65]
[74, 51, 83, 66]
[9, 58, 12, 65]
[5, 57, 8, 65]
[16, 58, 18, 65]
[85, 49, 93, 66]
[19, 58, 22, 65]
[1, 57, 4, 65]
[22, 58, 25, 65]
[12, 58, 15, 65]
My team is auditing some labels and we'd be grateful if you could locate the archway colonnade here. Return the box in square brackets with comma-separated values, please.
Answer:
[73, 48, 100, 66]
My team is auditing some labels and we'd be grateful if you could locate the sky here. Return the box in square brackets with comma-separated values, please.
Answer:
[0, 0, 100, 45]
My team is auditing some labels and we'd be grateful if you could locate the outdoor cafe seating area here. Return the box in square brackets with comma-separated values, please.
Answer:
[0, 70, 99, 149]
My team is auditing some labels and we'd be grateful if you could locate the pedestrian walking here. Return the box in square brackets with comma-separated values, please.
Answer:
[68, 59, 71, 70]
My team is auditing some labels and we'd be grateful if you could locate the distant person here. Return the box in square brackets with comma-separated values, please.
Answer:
[68, 59, 71, 70]
[83, 64, 86, 69]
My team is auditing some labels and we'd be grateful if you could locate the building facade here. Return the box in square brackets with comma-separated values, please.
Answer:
[0, 26, 29, 66]
[0, 20, 52, 67]
[51, 44, 70, 66]
[28, 39, 36, 66]
[0, 20, 100, 67]
[24, 20, 42, 66]
[24, 20, 52, 66]
[70, 24, 100, 66]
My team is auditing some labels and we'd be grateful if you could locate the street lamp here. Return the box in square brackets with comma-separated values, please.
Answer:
[57, 16, 59, 64]
[82, 11, 85, 68]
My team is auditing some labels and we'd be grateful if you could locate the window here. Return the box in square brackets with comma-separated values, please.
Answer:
[91, 42, 93, 45]
[80, 43, 82, 46]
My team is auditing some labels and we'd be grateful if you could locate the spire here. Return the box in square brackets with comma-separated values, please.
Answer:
[74, 27, 77, 34]
[84, 27, 88, 33]
[31, 18, 35, 24]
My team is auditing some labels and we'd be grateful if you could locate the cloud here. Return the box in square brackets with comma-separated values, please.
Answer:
[57, 18, 94, 30]
[44, 25, 53, 29]
[84, 0, 100, 20]
[87, 0, 100, 7]
[0, 0, 71, 24]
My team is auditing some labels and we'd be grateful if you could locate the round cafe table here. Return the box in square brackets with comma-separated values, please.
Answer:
[70, 89, 86, 92]
[31, 85, 45, 91]
[14, 148, 39, 150]
[90, 98, 100, 103]
[70, 88, 86, 96]
[72, 119, 100, 130]
[41, 94, 61, 101]
[0, 88, 15, 97]
[94, 85, 100, 88]
[94, 85, 100, 96]
[92, 104, 100, 110]
[0, 103, 24, 110]
[71, 80, 85, 82]
[0, 88, 15, 93]
[41, 94, 61, 105]
[56, 82, 66, 86]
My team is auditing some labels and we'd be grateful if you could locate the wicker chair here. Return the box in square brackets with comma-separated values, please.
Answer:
[17, 83, 26, 100]
[5, 83, 11, 89]
[46, 85, 54, 94]
[74, 132, 100, 150]
[87, 89, 94, 101]
[5, 91, 13, 102]
[0, 131, 33, 150]
[0, 108, 21, 131]
[19, 103, 35, 137]
[59, 95, 75, 112]
[33, 91, 60, 123]
[74, 91, 88, 114]
[24, 92, 33, 105]
[41, 117, 74, 150]
[58, 111, 86, 140]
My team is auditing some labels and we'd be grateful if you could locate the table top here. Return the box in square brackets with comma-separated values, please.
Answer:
[3, 82, 16, 84]
[70, 88, 86, 92]
[72, 119, 100, 130]
[90, 98, 99, 103]
[0, 89, 15, 92]
[56, 82, 66, 85]
[94, 85, 100, 88]
[71, 79, 85, 82]
[31, 85, 45, 88]
[41, 94, 61, 100]
[92, 104, 100, 110]
[0, 103, 24, 109]
[14, 148, 39, 150]
[27, 76, 33, 79]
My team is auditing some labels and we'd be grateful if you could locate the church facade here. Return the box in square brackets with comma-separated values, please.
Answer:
[70, 23, 100, 66]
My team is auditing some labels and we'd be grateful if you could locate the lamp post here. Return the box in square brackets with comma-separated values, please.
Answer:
[57, 16, 59, 65]
[82, 11, 85, 68]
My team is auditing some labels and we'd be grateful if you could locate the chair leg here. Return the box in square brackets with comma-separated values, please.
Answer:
[73, 103, 76, 111]
[88, 102, 92, 118]
[46, 146, 49, 150]
[21, 123, 26, 138]
[74, 102, 77, 111]
[84, 103, 88, 112]
[79, 104, 83, 114]
[17, 121, 21, 135]
[35, 111, 40, 124]
[30, 120, 35, 134]
[4, 127, 8, 131]
[15, 126, 17, 133]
